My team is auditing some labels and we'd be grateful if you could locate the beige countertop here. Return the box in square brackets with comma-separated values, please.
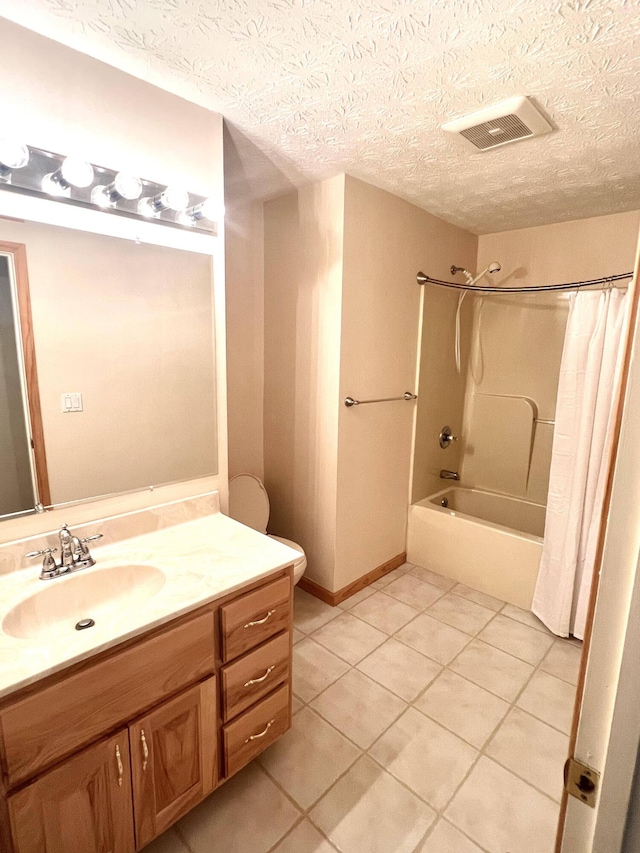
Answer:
[0, 511, 298, 701]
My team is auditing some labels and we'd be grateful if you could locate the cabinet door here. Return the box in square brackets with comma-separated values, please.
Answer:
[8, 731, 135, 853]
[129, 677, 217, 849]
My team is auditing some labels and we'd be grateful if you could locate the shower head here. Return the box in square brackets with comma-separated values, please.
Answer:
[469, 262, 502, 285]
[451, 261, 502, 287]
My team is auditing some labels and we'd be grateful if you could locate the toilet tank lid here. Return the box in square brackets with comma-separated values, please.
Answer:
[228, 474, 270, 533]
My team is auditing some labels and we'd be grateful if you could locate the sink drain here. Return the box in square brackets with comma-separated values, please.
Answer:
[75, 618, 95, 631]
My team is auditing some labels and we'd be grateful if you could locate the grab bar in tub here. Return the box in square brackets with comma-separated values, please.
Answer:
[344, 392, 417, 408]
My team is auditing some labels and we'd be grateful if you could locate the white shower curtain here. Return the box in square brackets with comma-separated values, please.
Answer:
[532, 287, 629, 639]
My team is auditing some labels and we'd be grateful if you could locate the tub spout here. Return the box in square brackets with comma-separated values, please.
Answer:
[440, 470, 460, 481]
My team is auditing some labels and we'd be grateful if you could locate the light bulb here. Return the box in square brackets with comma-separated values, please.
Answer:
[179, 197, 221, 225]
[42, 156, 94, 195]
[0, 139, 29, 181]
[92, 172, 142, 207]
[138, 186, 189, 217]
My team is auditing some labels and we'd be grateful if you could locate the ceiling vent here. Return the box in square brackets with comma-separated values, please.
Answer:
[442, 96, 553, 152]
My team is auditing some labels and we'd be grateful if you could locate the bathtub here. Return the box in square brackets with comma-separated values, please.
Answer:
[406, 486, 545, 609]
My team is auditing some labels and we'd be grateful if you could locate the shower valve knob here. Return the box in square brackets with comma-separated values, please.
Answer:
[439, 426, 458, 449]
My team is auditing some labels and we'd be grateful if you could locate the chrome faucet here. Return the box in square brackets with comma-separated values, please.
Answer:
[59, 524, 77, 570]
[440, 470, 460, 481]
[26, 524, 103, 580]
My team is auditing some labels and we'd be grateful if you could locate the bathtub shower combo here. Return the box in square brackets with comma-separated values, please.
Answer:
[408, 486, 544, 609]
[409, 262, 634, 624]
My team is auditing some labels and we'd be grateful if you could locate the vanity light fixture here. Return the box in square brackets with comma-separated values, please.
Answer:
[138, 186, 190, 217]
[91, 172, 143, 207]
[0, 139, 30, 182]
[0, 142, 217, 234]
[42, 156, 94, 196]
[179, 197, 221, 226]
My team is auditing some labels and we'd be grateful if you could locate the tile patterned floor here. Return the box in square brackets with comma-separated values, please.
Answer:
[143, 563, 581, 853]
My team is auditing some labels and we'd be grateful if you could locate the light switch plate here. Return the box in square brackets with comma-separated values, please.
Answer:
[61, 392, 83, 413]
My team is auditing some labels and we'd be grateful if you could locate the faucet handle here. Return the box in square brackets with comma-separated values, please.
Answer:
[439, 425, 459, 449]
[25, 548, 59, 579]
[77, 532, 103, 562]
[25, 547, 57, 559]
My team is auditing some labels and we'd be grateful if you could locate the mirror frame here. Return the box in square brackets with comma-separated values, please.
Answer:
[0, 240, 50, 508]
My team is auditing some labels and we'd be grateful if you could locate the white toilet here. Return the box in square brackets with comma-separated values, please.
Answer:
[228, 474, 307, 585]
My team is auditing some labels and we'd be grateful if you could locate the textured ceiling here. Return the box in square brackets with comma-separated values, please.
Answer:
[2, 0, 640, 233]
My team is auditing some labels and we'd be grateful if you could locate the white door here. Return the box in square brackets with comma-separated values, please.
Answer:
[558, 231, 640, 852]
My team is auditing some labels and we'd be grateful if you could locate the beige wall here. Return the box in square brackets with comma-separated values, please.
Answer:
[224, 200, 265, 479]
[336, 176, 477, 588]
[263, 177, 344, 589]
[0, 20, 227, 543]
[461, 210, 640, 502]
[0, 219, 215, 505]
[264, 175, 477, 592]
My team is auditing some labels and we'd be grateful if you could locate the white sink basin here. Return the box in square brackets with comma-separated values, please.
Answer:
[2, 564, 166, 641]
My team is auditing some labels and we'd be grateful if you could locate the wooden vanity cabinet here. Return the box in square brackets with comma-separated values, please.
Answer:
[129, 677, 217, 849]
[8, 731, 136, 853]
[0, 567, 293, 853]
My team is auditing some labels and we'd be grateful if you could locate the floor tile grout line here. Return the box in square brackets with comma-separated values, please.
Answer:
[295, 606, 575, 735]
[483, 747, 564, 805]
[431, 614, 577, 823]
[309, 602, 473, 670]
[256, 760, 344, 853]
[410, 813, 494, 853]
[292, 574, 577, 850]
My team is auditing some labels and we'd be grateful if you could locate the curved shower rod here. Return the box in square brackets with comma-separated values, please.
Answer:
[415, 271, 634, 293]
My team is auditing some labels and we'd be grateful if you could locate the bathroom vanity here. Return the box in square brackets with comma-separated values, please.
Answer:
[0, 502, 296, 853]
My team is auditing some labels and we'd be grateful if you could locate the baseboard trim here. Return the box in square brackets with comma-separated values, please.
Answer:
[298, 552, 407, 607]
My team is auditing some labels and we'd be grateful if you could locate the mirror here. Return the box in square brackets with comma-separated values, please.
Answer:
[0, 218, 217, 519]
[0, 251, 37, 515]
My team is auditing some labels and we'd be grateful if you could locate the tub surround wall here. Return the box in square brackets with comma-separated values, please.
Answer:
[0, 19, 228, 542]
[463, 210, 640, 503]
[460, 290, 568, 503]
[411, 254, 477, 505]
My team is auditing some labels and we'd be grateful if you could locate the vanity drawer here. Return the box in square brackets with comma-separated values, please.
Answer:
[223, 684, 290, 778]
[221, 631, 290, 722]
[220, 576, 291, 662]
[0, 611, 215, 787]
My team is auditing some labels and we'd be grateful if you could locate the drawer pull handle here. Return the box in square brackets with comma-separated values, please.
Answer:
[141, 729, 149, 771]
[115, 744, 124, 787]
[244, 665, 276, 688]
[244, 719, 275, 743]
[244, 609, 276, 629]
